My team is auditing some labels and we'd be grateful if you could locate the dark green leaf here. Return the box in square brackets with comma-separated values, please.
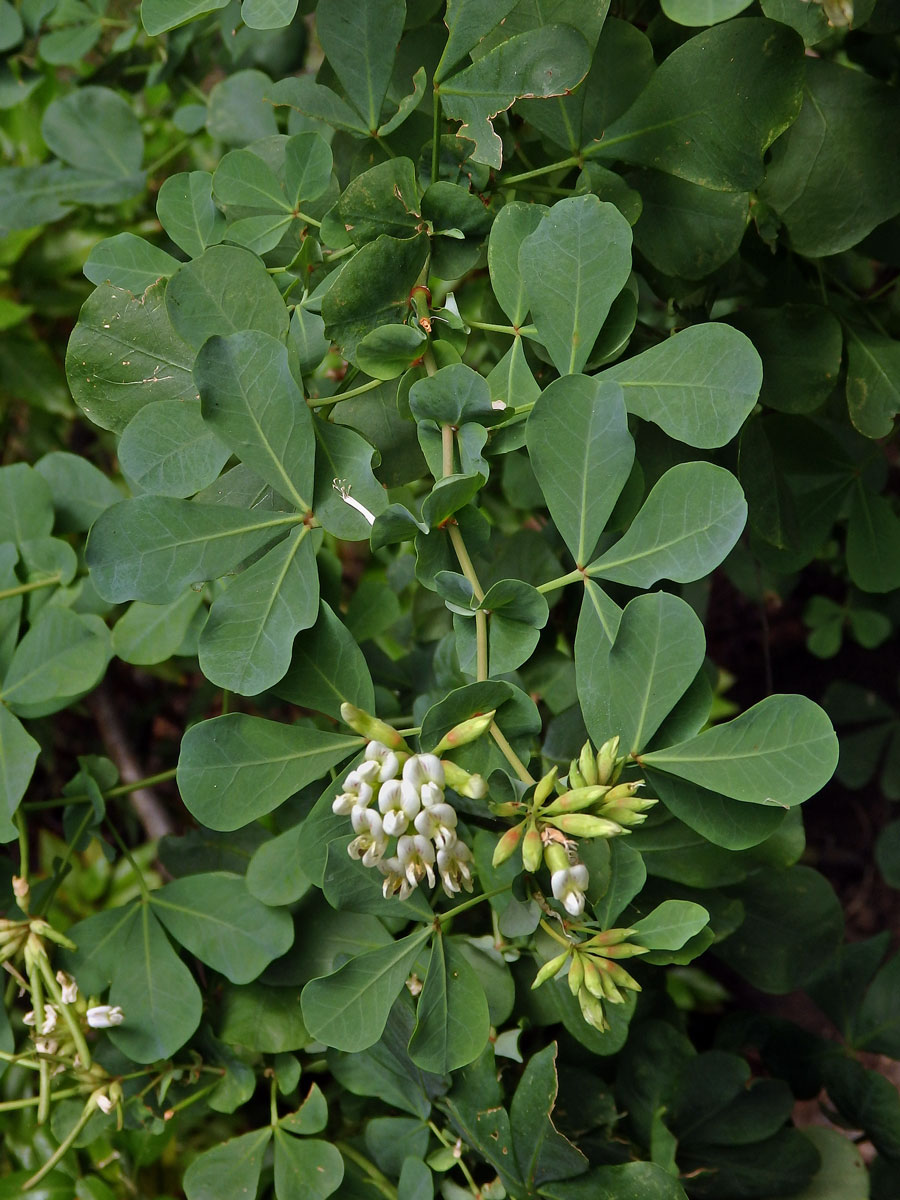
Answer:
[156, 171, 226, 260]
[510, 1043, 588, 1189]
[118, 399, 230, 498]
[730, 305, 842, 417]
[2, 609, 111, 719]
[166, 245, 289, 350]
[275, 601, 375, 719]
[845, 324, 900, 439]
[84, 234, 180, 294]
[409, 933, 491, 1074]
[316, 0, 405, 129]
[274, 1130, 344, 1200]
[183, 1128, 271, 1200]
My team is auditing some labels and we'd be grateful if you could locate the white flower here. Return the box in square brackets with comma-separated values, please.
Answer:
[397, 834, 436, 890]
[57, 971, 78, 1004]
[437, 839, 474, 896]
[24, 1007, 58, 1035]
[348, 807, 388, 867]
[35, 1038, 59, 1055]
[419, 781, 444, 808]
[95, 1093, 115, 1114]
[378, 779, 421, 837]
[414, 802, 458, 849]
[86, 1005, 125, 1028]
[377, 855, 415, 901]
[332, 765, 377, 814]
[402, 754, 444, 790]
[364, 741, 401, 782]
[551, 864, 590, 917]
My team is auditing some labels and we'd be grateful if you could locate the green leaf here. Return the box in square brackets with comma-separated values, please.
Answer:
[177, 714, 361, 829]
[0, 463, 53, 544]
[581, 592, 706, 756]
[312, 419, 388, 540]
[166, 245, 289, 350]
[195, 330, 314, 512]
[42, 87, 144, 193]
[246, 822, 312, 907]
[409, 933, 491, 1074]
[183, 1128, 271, 1200]
[441, 25, 591, 168]
[526, 376, 633, 566]
[112, 591, 204, 666]
[845, 324, 900, 439]
[357, 325, 427, 380]
[323, 839, 433, 921]
[760, 59, 900, 257]
[715, 866, 843, 993]
[539, 1162, 689, 1200]
[322, 234, 429, 362]
[510, 1043, 588, 1190]
[84, 234, 181, 294]
[34, 452, 123, 534]
[266, 76, 369, 138]
[219, 980, 309, 1051]
[0, 704, 39, 839]
[66, 281, 197, 434]
[789, 1127, 870, 1200]
[316, 0, 405, 129]
[661, 0, 753, 23]
[434, 0, 518, 83]
[274, 1130, 344, 1200]
[199, 526, 319, 695]
[336, 159, 421, 246]
[72, 902, 203, 1063]
[274, 601, 375, 719]
[588, 462, 747, 587]
[213, 147, 289, 211]
[600, 324, 761, 449]
[409, 363, 494, 427]
[629, 171, 749, 280]
[280, 1082, 328, 1134]
[729, 305, 842, 417]
[150, 871, 293, 984]
[2, 609, 111, 719]
[118, 399, 230, 498]
[642, 694, 837, 807]
[301, 926, 432, 1052]
[156, 171, 226, 260]
[631, 900, 709, 951]
[242, 0, 299, 30]
[488, 202, 547, 326]
[598, 19, 803, 191]
[520, 196, 633, 376]
[592, 840, 646, 928]
[847, 486, 900, 594]
[647, 770, 785, 852]
[86, 497, 301, 604]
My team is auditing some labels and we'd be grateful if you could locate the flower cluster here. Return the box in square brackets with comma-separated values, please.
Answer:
[333, 741, 478, 900]
[533, 927, 647, 1033]
[492, 736, 657, 919]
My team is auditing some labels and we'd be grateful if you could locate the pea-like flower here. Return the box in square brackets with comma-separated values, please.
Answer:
[403, 754, 444, 791]
[364, 740, 402, 782]
[332, 762, 380, 815]
[56, 970, 78, 1004]
[437, 839, 474, 896]
[397, 833, 436, 890]
[378, 778, 421, 836]
[551, 864, 590, 917]
[378, 855, 414, 901]
[414, 802, 458, 849]
[348, 807, 388, 867]
[86, 1005, 125, 1028]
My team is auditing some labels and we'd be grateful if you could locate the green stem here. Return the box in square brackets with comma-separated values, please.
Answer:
[435, 882, 511, 925]
[540, 917, 573, 948]
[0, 1048, 41, 1068]
[296, 209, 322, 228]
[36, 806, 94, 917]
[536, 568, 584, 595]
[466, 319, 519, 335]
[431, 85, 442, 185]
[106, 823, 153, 904]
[490, 721, 535, 785]
[501, 154, 581, 186]
[15, 809, 28, 884]
[220, 689, 231, 717]
[270, 1077, 278, 1125]
[145, 137, 190, 177]
[336, 1141, 398, 1200]
[441, 421, 489, 680]
[0, 574, 62, 602]
[165, 1080, 222, 1117]
[23, 768, 177, 812]
[38, 956, 91, 1070]
[308, 377, 382, 408]
[0, 1084, 93, 1112]
[24, 1093, 99, 1188]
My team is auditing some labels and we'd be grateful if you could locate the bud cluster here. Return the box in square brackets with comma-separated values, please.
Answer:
[336, 704, 492, 902]
[532, 926, 648, 1032]
[492, 737, 657, 919]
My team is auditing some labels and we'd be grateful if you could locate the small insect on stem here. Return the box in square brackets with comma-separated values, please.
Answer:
[333, 479, 376, 526]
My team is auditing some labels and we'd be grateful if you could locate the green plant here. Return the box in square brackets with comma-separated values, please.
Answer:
[2, 1, 900, 1197]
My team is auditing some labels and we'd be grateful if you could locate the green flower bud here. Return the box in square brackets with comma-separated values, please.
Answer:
[542, 785, 612, 815]
[568, 952, 584, 996]
[430, 710, 496, 755]
[578, 987, 607, 1031]
[522, 821, 543, 873]
[595, 736, 621, 785]
[492, 822, 524, 868]
[602, 960, 641, 992]
[582, 957, 606, 1000]
[546, 814, 626, 839]
[533, 766, 558, 807]
[542, 839, 570, 877]
[588, 927, 639, 947]
[601, 941, 649, 960]
[579, 741, 598, 786]
[531, 950, 569, 990]
[442, 760, 488, 799]
[599, 806, 650, 828]
[603, 780, 645, 804]
[567, 761, 587, 789]
[340, 703, 407, 751]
